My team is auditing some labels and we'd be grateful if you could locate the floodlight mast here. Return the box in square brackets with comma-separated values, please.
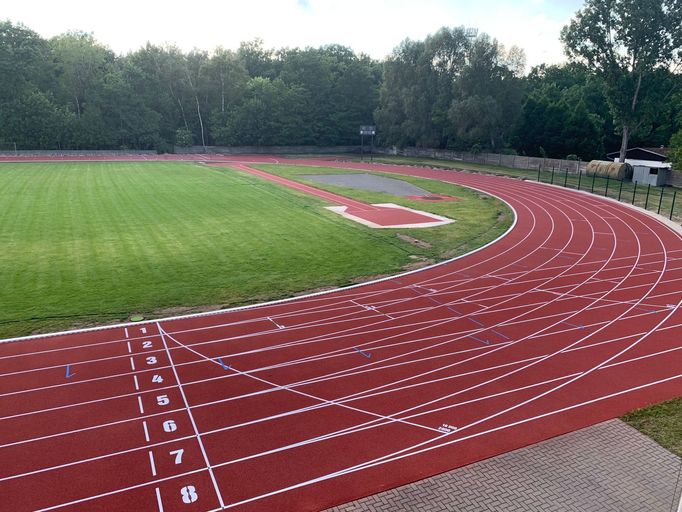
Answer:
[465, 27, 478, 39]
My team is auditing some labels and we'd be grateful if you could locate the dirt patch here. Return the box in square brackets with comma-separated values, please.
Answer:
[401, 259, 435, 271]
[397, 233, 433, 249]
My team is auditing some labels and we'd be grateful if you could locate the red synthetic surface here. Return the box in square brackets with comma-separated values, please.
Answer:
[1, 155, 681, 512]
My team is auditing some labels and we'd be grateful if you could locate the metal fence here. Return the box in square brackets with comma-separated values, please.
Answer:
[533, 166, 680, 223]
[376, 147, 588, 174]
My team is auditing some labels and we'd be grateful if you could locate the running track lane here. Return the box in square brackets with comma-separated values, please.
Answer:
[0, 157, 681, 512]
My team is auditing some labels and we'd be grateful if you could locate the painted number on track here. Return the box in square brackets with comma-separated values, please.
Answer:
[152, 374, 164, 384]
[181, 485, 198, 504]
[146, 356, 158, 365]
[170, 448, 184, 464]
[163, 420, 177, 433]
[143, 341, 153, 349]
[156, 395, 170, 406]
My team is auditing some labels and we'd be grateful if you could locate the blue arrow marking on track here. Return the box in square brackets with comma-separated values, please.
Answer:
[491, 329, 510, 340]
[469, 317, 484, 327]
[65, 365, 74, 378]
[470, 336, 490, 346]
[217, 358, 230, 370]
[353, 347, 372, 358]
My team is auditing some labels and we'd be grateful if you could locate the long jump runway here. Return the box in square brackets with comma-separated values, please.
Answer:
[1, 157, 681, 511]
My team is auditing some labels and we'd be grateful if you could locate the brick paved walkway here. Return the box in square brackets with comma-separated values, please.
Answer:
[327, 420, 682, 512]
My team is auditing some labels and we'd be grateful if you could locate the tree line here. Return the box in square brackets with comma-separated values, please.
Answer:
[1, 0, 681, 162]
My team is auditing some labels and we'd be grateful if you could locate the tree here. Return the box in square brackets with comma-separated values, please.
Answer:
[449, 37, 525, 151]
[671, 129, 682, 170]
[561, 0, 682, 162]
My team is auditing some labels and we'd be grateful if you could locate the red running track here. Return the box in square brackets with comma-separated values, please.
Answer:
[1, 156, 681, 512]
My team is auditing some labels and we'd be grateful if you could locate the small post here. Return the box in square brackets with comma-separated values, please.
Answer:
[670, 190, 677, 220]
[550, 167, 555, 184]
[617, 179, 624, 202]
[632, 181, 638, 204]
[644, 183, 651, 210]
[563, 167, 569, 187]
[360, 133, 364, 162]
[537, 165, 541, 182]
[605, 175, 610, 197]
[577, 169, 582, 190]
[657, 185, 665, 215]
[591, 172, 596, 193]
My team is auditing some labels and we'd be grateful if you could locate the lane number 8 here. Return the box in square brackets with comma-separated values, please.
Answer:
[181, 485, 198, 504]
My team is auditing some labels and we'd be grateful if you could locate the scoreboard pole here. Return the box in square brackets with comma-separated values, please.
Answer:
[359, 125, 376, 163]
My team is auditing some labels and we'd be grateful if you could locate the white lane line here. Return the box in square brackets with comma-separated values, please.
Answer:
[158, 322, 226, 510]
[0, 432, 196, 483]
[161, 326, 441, 434]
[217, 375, 682, 511]
[2, 304, 677, 425]
[155, 488, 164, 512]
[133, 375, 139, 391]
[138, 396, 144, 414]
[129, 357, 136, 371]
[0, 290, 675, 403]
[124, 328, 129, 339]
[143, 420, 150, 442]
[148, 451, 157, 476]
[1, 345, 677, 484]
[267, 317, 285, 330]
[34, 468, 206, 511]
[2, 329, 676, 453]
[127, 341, 132, 353]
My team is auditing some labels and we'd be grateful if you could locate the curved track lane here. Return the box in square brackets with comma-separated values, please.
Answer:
[0, 157, 680, 512]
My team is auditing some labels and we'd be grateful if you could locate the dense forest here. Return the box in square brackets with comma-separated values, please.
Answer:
[1, 16, 681, 161]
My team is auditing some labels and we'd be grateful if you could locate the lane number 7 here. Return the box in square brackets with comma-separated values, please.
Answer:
[170, 448, 184, 465]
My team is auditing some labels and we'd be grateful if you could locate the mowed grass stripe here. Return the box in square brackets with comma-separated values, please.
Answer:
[0, 161, 437, 337]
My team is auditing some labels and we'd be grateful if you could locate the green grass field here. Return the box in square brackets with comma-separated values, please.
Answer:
[0, 161, 511, 339]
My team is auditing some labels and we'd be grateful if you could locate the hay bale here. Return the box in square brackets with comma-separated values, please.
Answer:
[586, 160, 633, 180]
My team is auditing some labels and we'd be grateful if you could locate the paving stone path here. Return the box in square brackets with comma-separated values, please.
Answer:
[327, 420, 682, 512]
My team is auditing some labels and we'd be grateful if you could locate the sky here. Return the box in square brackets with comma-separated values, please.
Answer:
[4, 0, 584, 69]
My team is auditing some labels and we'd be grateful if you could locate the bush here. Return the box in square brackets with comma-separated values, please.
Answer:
[175, 128, 193, 147]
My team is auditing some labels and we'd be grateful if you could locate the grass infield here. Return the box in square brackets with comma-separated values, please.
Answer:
[0, 161, 510, 339]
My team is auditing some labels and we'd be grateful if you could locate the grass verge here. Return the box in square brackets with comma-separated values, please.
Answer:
[622, 396, 682, 457]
